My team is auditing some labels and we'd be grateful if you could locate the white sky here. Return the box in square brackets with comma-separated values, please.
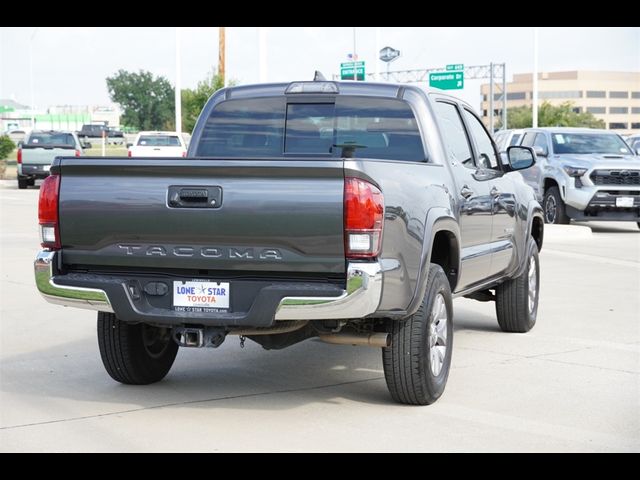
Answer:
[1, 27, 638, 111]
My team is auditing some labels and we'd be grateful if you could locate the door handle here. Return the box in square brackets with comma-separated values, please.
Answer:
[460, 185, 474, 199]
[490, 186, 500, 197]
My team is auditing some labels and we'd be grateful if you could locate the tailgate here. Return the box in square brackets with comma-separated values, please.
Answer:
[23, 146, 74, 165]
[57, 158, 346, 274]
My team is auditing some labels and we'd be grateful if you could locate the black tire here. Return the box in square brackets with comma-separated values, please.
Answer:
[495, 238, 540, 333]
[17, 178, 28, 189]
[28, 178, 36, 186]
[543, 186, 569, 224]
[637, 222, 640, 230]
[97, 312, 178, 385]
[382, 264, 453, 405]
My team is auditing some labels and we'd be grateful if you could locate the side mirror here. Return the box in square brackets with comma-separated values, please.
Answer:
[82, 142, 92, 149]
[126, 143, 133, 148]
[507, 146, 536, 171]
[533, 145, 548, 157]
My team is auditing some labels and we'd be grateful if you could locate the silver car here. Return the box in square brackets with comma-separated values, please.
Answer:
[517, 127, 640, 228]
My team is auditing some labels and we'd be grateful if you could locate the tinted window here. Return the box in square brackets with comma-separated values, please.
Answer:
[285, 103, 334, 154]
[610, 107, 628, 114]
[509, 133, 522, 146]
[27, 132, 75, 146]
[197, 97, 285, 157]
[521, 132, 536, 147]
[462, 109, 500, 170]
[433, 101, 474, 168]
[551, 133, 632, 155]
[533, 133, 549, 153]
[586, 91, 606, 98]
[334, 97, 425, 161]
[587, 107, 606, 114]
[609, 91, 628, 98]
[138, 135, 181, 147]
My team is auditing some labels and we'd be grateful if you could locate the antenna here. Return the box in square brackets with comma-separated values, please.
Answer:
[314, 71, 327, 81]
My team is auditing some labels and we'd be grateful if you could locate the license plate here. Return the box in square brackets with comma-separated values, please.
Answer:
[173, 280, 230, 312]
[43, 165, 50, 172]
[616, 197, 634, 208]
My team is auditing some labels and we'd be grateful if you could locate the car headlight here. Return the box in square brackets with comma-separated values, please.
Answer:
[563, 166, 588, 177]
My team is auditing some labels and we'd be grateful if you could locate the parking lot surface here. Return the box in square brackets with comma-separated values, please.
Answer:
[0, 180, 638, 452]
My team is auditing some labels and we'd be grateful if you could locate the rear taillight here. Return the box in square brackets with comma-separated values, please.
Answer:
[127, 149, 132, 157]
[344, 177, 384, 259]
[38, 175, 61, 250]
[75, 149, 81, 157]
[17, 148, 22, 164]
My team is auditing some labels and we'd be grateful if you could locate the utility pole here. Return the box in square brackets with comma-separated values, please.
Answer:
[533, 27, 539, 128]
[29, 28, 38, 128]
[502, 64, 507, 130]
[353, 27, 357, 81]
[375, 28, 380, 81]
[489, 62, 494, 134]
[219, 27, 226, 87]
[258, 27, 267, 82]
[175, 27, 182, 134]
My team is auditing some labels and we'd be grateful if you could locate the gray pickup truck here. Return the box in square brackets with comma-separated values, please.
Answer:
[35, 80, 543, 405]
[17, 130, 86, 189]
[517, 127, 640, 228]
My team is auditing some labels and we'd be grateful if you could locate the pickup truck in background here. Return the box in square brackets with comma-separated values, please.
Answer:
[77, 123, 124, 145]
[127, 131, 188, 157]
[517, 127, 640, 229]
[35, 80, 543, 405]
[17, 130, 86, 189]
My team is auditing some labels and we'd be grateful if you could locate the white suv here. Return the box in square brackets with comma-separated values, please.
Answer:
[127, 131, 187, 157]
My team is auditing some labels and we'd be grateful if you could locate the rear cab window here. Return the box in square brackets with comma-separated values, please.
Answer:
[138, 135, 182, 147]
[26, 132, 75, 147]
[196, 95, 426, 161]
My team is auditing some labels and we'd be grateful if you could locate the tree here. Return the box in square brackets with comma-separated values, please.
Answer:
[181, 71, 234, 133]
[496, 101, 605, 130]
[106, 70, 175, 131]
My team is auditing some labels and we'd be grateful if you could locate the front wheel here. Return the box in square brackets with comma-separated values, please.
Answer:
[97, 312, 178, 385]
[382, 264, 453, 405]
[495, 238, 540, 333]
[543, 186, 570, 224]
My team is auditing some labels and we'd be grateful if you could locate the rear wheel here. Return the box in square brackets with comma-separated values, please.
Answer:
[97, 312, 178, 385]
[495, 238, 540, 333]
[382, 264, 453, 405]
[17, 178, 28, 189]
[637, 222, 640, 230]
[543, 186, 569, 224]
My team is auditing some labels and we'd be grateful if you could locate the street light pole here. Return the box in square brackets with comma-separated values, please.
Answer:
[533, 27, 539, 128]
[29, 28, 38, 129]
[175, 27, 182, 134]
[352, 27, 357, 80]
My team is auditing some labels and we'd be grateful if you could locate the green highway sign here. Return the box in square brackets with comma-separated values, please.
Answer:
[341, 61, 365, 81]
[446, 64, 464, 71]
[429, 71, 464, 90]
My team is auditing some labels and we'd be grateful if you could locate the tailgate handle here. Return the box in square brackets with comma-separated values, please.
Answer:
[168, 186, 222, 209]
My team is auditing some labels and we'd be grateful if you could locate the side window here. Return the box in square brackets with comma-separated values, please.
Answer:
[521, 131, 537, 147]
[533, 133, 549, 154]
[432, 101, 474, 169]
[462, 109, 500, 170]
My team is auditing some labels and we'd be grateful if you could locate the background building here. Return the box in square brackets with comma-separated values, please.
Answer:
[1, 101, 121, 132]
[480, 71, 640, 134]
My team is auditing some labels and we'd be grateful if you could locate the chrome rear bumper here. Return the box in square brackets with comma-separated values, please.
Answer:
[34, 250, 382, 322]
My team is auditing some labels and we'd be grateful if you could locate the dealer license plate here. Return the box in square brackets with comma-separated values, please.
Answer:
[616, 197, 634, 208]
[173, 280, 230, 312]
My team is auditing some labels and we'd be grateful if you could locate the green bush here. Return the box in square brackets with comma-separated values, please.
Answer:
[0, 135, 15, 160]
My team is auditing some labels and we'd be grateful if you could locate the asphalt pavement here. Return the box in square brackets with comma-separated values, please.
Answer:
[0, 180, 638, 452]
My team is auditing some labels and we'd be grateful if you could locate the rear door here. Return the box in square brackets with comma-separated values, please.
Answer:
[432, 100, 493, 291]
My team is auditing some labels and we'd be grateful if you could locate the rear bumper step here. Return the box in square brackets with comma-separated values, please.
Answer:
[34, 250, 382, 326]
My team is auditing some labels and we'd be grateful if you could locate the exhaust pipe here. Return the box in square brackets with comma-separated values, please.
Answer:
[319, 332, 390, 348]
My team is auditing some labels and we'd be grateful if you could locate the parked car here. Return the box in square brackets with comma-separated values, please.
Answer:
[518, 127, 640, 228]
[127, 131, 187, 157]
[77, 124, 124, 145]
[493, 128, 524, 153]
[34, 80, 543, 405]
[17, 130, 87, 189]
